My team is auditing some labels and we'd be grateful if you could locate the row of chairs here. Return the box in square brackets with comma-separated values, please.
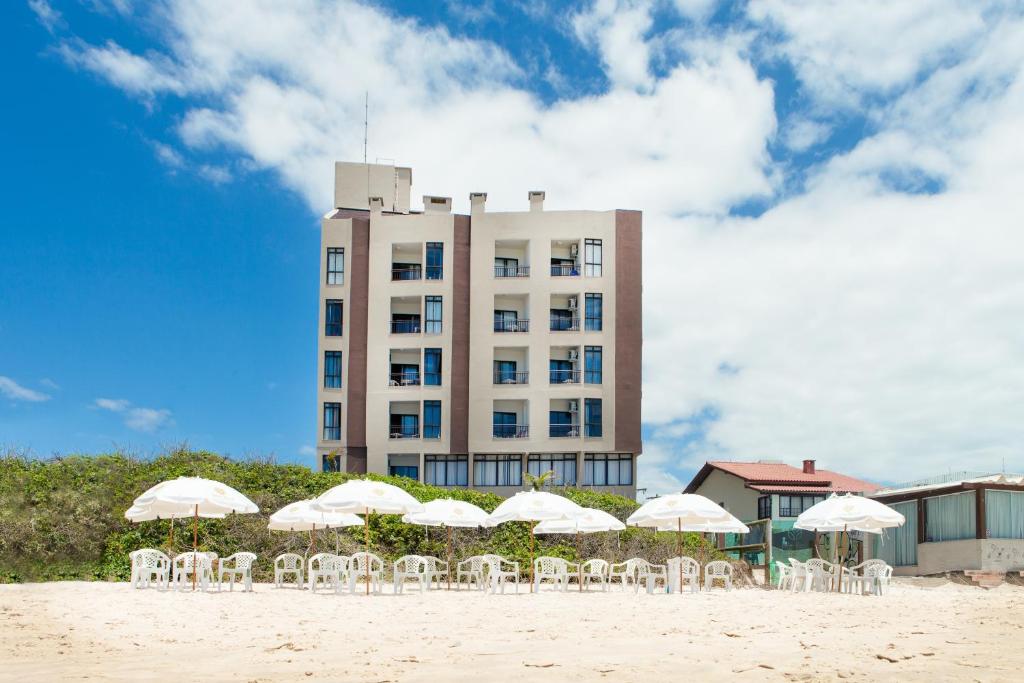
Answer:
[274, 552, 448, 594]
[775, 558, 893, 595]
[129, 549, 256, 592]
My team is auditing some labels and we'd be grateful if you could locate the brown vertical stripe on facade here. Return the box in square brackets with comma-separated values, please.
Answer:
[450, 214, 472, 454]
[615, 210, 643, 454]
[335, 210, 370, 473]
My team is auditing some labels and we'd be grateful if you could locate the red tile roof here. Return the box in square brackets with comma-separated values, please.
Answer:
[685, 461, 880, 495]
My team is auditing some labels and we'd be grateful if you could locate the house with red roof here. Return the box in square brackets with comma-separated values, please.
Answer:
[684, 459, 881, 523]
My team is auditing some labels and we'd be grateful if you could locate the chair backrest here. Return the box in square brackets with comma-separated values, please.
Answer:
[133, 549, 169, 570]
[225, 552, 257, 570]
[309, 552, 339, 571]
[351, 552, 384, 572]
[276, 553, 304, 571]
[174, 552, 211, 570]
[423, 556, 444, 571]
[632, 558, 653, 573]
[705, 560, 731, 577]
[679, 556, 700, 575]
[534, 556, 566, 575]
[203, 551, 218, 562]
[395, 555, 426, 573]
[804, 558, 826, 573]
[775, 560, 790, 574]
[582, 559, 608, 575]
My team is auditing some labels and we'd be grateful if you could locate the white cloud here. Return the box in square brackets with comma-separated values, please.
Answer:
[197, 163, 231, 184]
[299, 445, 315, 456]
[0, 376, 51, 402]
[49, 1, 1024, 493]
[94, 397, 173, 433]
[28, 0, 63, 34]
[151, 141, 185, 169]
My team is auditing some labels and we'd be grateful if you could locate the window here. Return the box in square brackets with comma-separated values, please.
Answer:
[987, 490, 1024, 539]
[584, 238, 602, 277]
[549, 359, 574, 384]
[423, 400, 441, 439]
[389, 465, 418, 480]
[494, 360, 517, 384]
[425, 455, 467, 486]
[757, 495, 771, 520]
[426, 242, 443, 280]
[495, 257, 525, 278]
[550, 308, 575, 331]
[584, 346, 602, 384]
[324, 351, 342, 388]
[325, 300, 343, 336]
[323, 402, 341, 441]
[549, 410, 576, 437]
[423, 348, 442, 386]
[584, 454, 633, 486]
[322, 453, 341, 472]
[390, 412, 419, 438]
[874, 501, 917, 566]
[425, 295, 442, 334]
[584, 398, 602, 438]
[585, 293, 603, 331]
[528, 454, 577, 486]
[390, 363, 420, 386]
[494, 309, 520, 333]
[326, 248, 344, 285]
[390, 313, 420, 334]
[475, 454, 523, 486]
[492, 411, 520, 438]
[778, 495, 826, 517]
[925, 491, 976, 542]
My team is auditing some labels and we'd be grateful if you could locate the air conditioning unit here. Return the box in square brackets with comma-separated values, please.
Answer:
[568, 297, 578, 309]
[568, 349, 579, 361]
[569, 243, 579, 258]
[568, 400, 578, 413]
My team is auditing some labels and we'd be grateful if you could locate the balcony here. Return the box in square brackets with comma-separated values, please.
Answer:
[549, 369, 580, 384]
[550, 263, 579, 277]
[549, 423, 580, 438]
[392, 242, 423, 281]
[494, 318, 530, 333]
[549, 314, 580, 332]
[389, 372, 420, 387]
[493, 424, 529, 439]
[392, 265, 422, 281]
[390, 425, 420, 439]
[551, 239, 580, 277]
[495, 264, 530, 278]
[390, 318, 421, 334]
[494, 370, 529, 385]
[495, 239, 529, 279]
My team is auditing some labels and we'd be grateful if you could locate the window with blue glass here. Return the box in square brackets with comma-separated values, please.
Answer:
[390, 363, 420, 386]
[426, 242, 443, 280]
[389, 465, 418, 480]
[584, 346, 602, 384]
[585, 293, 603, 331]
[324, 351, 342, 388]
[493, 411, 517, 438]
[423, 400, 441, 439]
[425, 455, 467, 486]
[326, 248, 344, 285]
[584, 398, 602, 438]
[584, 454, 632, 486]
[550, 308, 574, 331]
[323, 402, 341, 440]
[584, 239, 602, 277]
[425, 296, 443, 334]
[424, 348, 442, 385]
[494, 309, 519, 332]
[323, 453, 342, 472]
[325, 300, 343, 336]
[494, 360, 517, 384]
[549, 410, 575, 437]
[390, 413, 419, 438]
[549, 359, 573, 384]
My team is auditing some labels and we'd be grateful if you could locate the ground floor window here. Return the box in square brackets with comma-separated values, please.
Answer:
[322, 453, 341, 472]
[527, 454, 577, 485]
[425, 455, 468, 486]
[389, 465, 418, 480]
[987, 490, 1024, 539]
[584, 453, 632, 486]
[875, 500, 918, 566]
[925, 491, 976, 542]
[474, 455, 522, 486]
[757, 495, 771, 520]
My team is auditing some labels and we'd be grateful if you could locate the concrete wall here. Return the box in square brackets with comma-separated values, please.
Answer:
[692, 469, 760, 521]
[334, 162, 411, 213]
[892, 539, 1024, 576]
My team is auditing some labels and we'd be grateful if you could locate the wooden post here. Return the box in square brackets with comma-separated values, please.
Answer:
[192, 504, 198, 592]
[578, 531, 583, 593]
[976, 488, 987, 540]
[764, 520, 772, 587]
[311, 523, 317, 555]
[677, 518, 683, 596]
[447, 526, 453, 591]
[917, 497, 927, 545]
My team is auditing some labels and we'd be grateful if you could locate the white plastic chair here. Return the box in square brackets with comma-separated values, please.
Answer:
[274, 553, 305, 589]
[130, 549, 170, 589]
[422, 556, 448, 589]
[533, 556, 571, 592]
[308, 553, 344, 593]
[667, 556, 700, 594]
[393, 555, 429, 594]
[609, 558, 643, 591]
[849, 560, 891, 595]
[703, 560, 733, 591]
[774, 560, 793, 591]
[635, 559, 668, 594]
[804, 559, 834, 592]
[218, 552, 256, 592]
[581, 559, 609, 591]
[349, 552, 385, 594]
[173, 552, 214, 591]
[482, 554, 520, 594]
[456, 556, 487, 591]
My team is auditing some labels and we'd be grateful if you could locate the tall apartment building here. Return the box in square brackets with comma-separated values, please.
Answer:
[316, 161, 642, 498]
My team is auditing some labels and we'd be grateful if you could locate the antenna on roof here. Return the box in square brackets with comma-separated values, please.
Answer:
[364, 91, 370, 204]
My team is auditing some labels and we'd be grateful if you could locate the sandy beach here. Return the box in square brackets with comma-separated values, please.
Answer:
[2, 580, 1022, 682]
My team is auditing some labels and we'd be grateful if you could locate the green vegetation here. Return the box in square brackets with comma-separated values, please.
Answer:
[0, 447, 723, 583]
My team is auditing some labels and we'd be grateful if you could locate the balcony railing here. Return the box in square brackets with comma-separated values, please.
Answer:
[392, 265, 422, 281]
[549, 424, 580, 438]
[494, 318, 529, 333]
[425, 265, 443, 280]
[389, 373, 420, 387]
[493, 371, 529, 385]
[390, 319, 421, 334]
[495, 264, 530, 278]
[422, 372, 441, 386]
[389, 425, 420, 439]
[549, 369, 580, 384]
[550, 263, 580, 277]
[493, 424, 529, 439]
[549, 315, 580, 331]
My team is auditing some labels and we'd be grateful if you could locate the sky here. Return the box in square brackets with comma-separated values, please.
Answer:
[1, 0, 1022, 495]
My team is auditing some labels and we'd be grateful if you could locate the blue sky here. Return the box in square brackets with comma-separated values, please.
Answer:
[2, 1, 1022, 493]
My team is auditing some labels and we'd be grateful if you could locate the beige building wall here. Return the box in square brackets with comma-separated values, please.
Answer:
[316, 214, 354, 468]
[692, 469, 761, 521]
[334, 162, 411, 213]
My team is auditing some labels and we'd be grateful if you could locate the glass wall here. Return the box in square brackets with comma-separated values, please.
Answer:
[986, 490, 1024, 539]
[924, 491, 976, 542]
[875, 500, 918, 566]
[474, 455, 522, 486]
[425, 455, 467, 486]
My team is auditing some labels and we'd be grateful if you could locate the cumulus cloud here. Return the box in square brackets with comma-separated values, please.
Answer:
[94, 397, 173, 433]
[48, 0, 1024, 492]
[28, 0, 63, 34]
[0, 376, 51, 402]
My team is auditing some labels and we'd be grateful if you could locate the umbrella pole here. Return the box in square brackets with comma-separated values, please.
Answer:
[167, 518, 174, 552]
[447, 526, 453, 592]
[578, 531, 583, 593]
[678, 518, 683, 596]
[835, 524, 847, 593]
[530, 522, 535, 594]
[192, 504, 198, 592]
[365, 506, 370, 596]
[312, 523, 317, 556]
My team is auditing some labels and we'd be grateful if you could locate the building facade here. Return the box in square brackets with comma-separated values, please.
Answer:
[316, 161, 642, 498]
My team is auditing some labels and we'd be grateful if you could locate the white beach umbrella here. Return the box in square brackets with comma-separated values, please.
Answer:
[796, 493, 905, 591]
[312, 479, 425, 594]
[654, 515, 751, 534]
[268, 500, 364, 555]
[535, 508, 625, 592]
[403, 498, 489, 590]
[486, 491, 584, 592]
[628, 493, 736, 594]
[130, 477, 259, 590]
[124, 504, 225, 551]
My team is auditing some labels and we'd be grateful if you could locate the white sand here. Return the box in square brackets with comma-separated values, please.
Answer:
[2, 580, 1022, 682]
